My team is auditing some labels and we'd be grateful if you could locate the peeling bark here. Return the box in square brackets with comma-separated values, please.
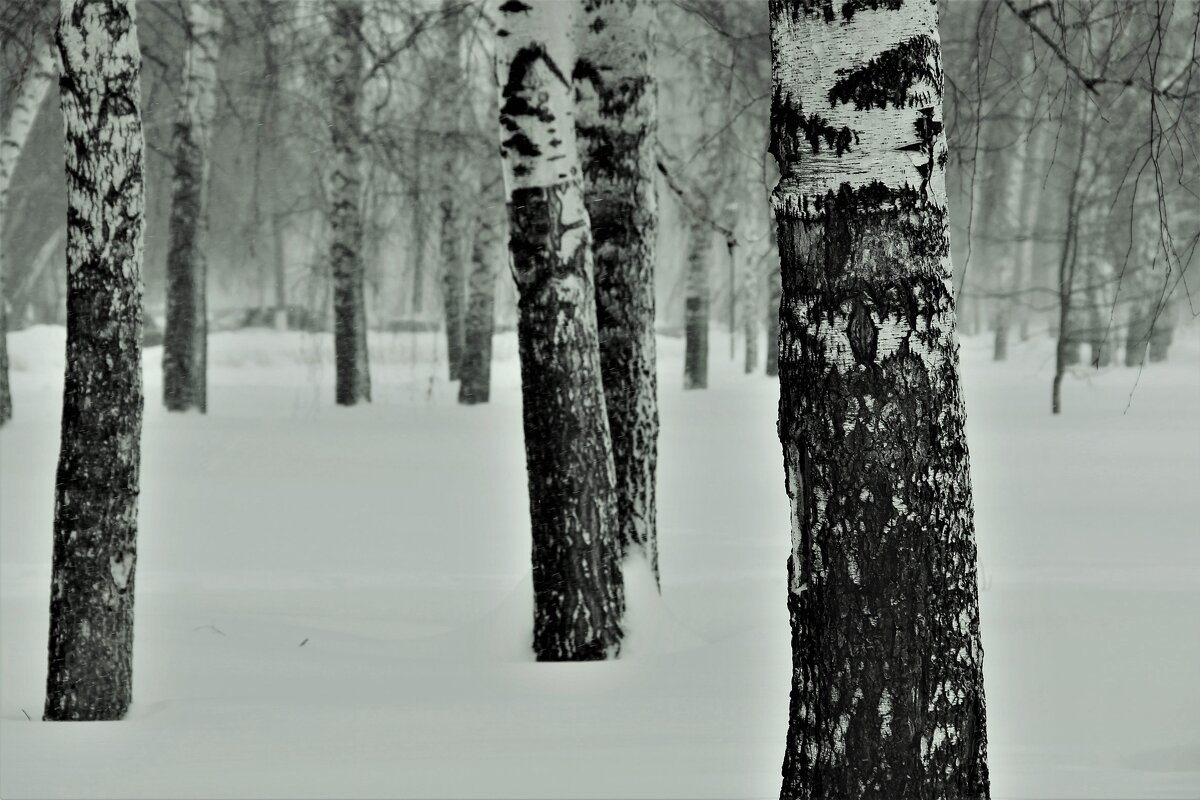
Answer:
[0, 38, 55, 426]
[497, 0, 624, 661]
[575, 0, 660, 576]
[770, 0, 988, 795]
[162, 0, 222, 413]
[45, 0, 145, 722]
[327, 0, 370, 405]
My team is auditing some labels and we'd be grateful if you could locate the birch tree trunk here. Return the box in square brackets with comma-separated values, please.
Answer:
[575, 0, 660, 576]
[162, 0, 221, 413]
[440, 193, 466, 379]
[769, 1, 989, 794]
[458, 177, 503, 405]
[45, 0, 145, 721]
[327, 0, 370, 405]
[994, 66, 1035, 361]
[497, 0, 624, 661]
[683, 217, 712, 389]
[0, 39, 55, 426]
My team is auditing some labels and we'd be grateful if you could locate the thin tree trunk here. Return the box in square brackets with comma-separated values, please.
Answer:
[162, 0, 222, 412]
[458, 181, 502, 405]
[1053, 93, 1090, 414]
[770, 1, 989, 794]
[45, 0, 146, 721]
[327, 0, 370, 405]
[744, 316, 758, 373]
[0, 38, 55, 426]
[272, 212, 288, 330]
[498, 0, 624, 661]
[576, 0, 660, 576]
[684, 218, 711, 390]
[440, 193, 465, 379]
[1147, 297, 1173, 362]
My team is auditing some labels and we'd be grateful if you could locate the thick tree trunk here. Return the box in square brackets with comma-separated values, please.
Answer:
[162, 0, 221, 413]
[770, 2, 989, 795]
[45, 0, 145, 721]
[684, 218, 711, 390]
[327, 0, 370, 405]
[498, 0, 624, 661]
[458, 183, 502, 405]
[766, 243, 781, 376]
[576, 0, 660, 576]
[0, 39, 55, 426]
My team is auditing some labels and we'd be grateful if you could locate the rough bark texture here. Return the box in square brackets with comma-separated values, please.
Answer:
[576, 0, 660, 576]
[45, 0, 145, 722]
[328, 0, 370, 405]
[498, 0, 624, 661]
[458, 179, 502, 405]
[162, 0, 221, 413]
[684, 217, 712, 390]
[770, 1, 989, 795]
[0, 39, 56, 426]
[767, 243, 782, 376]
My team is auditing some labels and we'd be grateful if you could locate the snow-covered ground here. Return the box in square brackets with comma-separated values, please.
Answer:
[2, 323, 1198, 799]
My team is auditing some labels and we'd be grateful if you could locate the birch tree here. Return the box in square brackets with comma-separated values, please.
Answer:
[162, 0, 222, 413]
[45, 0, 145, 721]
[458, 174, 503, 405]
[497, 0, 624, 661]
[575, 0, 660, 578]
[0, 38, 55, 426]
[439, 0, 468, 380]
[328, 0, 371, 405]
[769, 0, 989, 794]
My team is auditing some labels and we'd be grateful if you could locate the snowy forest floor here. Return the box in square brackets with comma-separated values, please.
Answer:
[2, 324, 1198, 799]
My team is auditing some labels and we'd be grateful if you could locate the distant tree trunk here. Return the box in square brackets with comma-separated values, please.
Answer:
[744, 316, 758, 373]
[45, 0, 146, 721]
[327, 0, 370, 405]
[576, 0, 660, 576]
[440, 193, 465, 379]
[766, 241, 781, 376]
[458, 178, 502, 405]
[272, 212, 288, 330]
[409, 132, 427, 315]
[1012, 118, 1046, 344]
[0, 38, 55, 426]
[1124, 303, 1151, 366]
[1053, 93, 1090, 414]
[162, 0, 222, 412]
[498, 0, 624, 661]
[770, 1, 989, 795]
[684, 218, 711, 390]
[1147, 298, 1173, 362]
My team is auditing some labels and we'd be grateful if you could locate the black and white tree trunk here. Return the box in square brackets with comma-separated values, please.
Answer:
[497, 0, 624, 661]
[458, 177, 503, 405]
[769, 1, 989, 795]
[575, 0, 660, 577]
[162, 0, 221, 412]
[440, 191, 466, 379]
[683, 217, 712, 390]
[0, 39, 55, 426]
[327, 0, 370, 405]
[766, 239, 781, 376]
[45, 0, 145, 721]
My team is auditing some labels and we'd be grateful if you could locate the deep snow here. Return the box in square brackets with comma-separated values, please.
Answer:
[1, 323, 1198, 799]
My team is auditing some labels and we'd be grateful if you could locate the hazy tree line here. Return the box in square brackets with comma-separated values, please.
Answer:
[0, 0, 1196, 796]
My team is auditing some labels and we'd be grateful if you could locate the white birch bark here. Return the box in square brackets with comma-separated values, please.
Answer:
[497, 0, 624, 661]
[46, 0, 145, 721]
[770, 1, 988, 794]
[0, 39, 56, 426]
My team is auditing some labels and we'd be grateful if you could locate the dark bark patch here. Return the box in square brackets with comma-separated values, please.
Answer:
[827, 35, 940, 111]
[847, 299, 878, 364]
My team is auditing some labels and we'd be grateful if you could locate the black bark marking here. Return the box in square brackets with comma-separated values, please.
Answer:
[770, 86, 858, 164]
[828, 35, 941, 111]
[847, 299, 878, 364]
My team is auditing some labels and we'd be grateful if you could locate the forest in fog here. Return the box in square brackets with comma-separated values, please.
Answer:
[1, 0, 1198, 798]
